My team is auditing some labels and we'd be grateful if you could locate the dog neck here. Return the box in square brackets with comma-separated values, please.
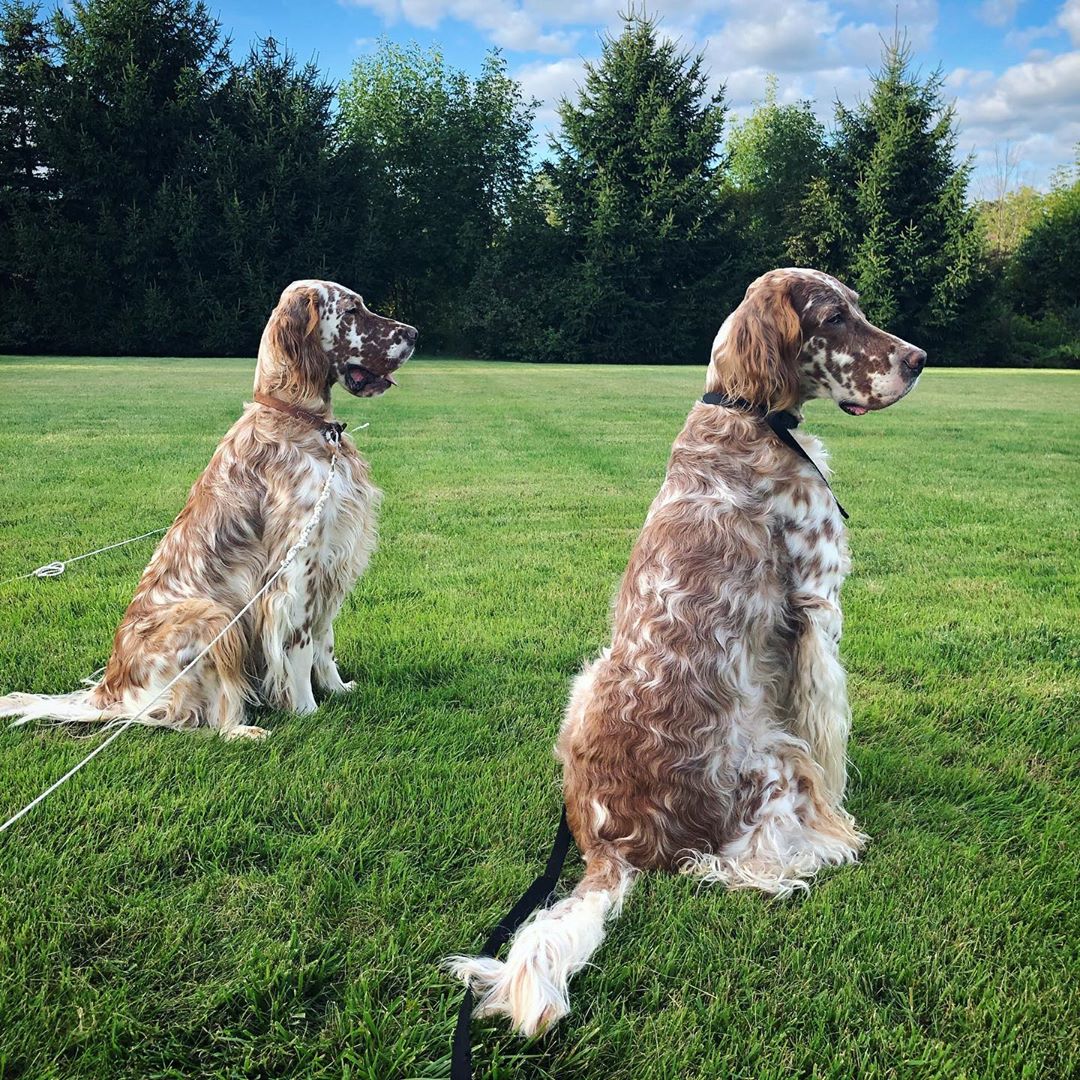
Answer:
[699, 392, 846, 519]
[253, 392, 345, 444]
[700, 391, 802, 427]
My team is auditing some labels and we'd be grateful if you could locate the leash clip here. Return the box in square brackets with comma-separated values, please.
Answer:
[324, 422, 345, 447]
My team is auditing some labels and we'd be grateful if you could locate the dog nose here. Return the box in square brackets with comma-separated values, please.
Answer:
[903, 348, 926, 375]
[403, 325, 418, 345]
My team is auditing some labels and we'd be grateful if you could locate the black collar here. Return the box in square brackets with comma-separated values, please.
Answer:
[700, 392, 848, 520]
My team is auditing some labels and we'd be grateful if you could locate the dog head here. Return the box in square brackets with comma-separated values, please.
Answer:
[256, 280, 417, 405]
[706, 268, 925, 415]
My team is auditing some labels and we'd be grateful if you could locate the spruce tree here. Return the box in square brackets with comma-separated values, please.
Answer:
[42, 0, 231, 352]
[546, 9, 731, 363]
[195, 37, 346, 353]
[0, 1, 54, 350]
[792, 37, 984, 354]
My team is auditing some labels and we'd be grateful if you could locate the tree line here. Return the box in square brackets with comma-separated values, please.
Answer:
[1, 0, 1077, 365]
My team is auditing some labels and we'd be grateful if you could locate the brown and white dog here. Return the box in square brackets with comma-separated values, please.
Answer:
[451, 268, 925, 1034]
[0, 280, 416, 740]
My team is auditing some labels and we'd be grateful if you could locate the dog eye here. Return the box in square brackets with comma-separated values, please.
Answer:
[826, 312, 845, 325]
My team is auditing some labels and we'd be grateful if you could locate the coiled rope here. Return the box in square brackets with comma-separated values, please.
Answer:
[0, 528, 168, 586]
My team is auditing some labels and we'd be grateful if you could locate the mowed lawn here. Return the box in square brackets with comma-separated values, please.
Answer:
[0, 357, 1077, 1080]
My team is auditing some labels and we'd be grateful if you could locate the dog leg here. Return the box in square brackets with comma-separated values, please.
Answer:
[284, 631, 318, 714]
[258, 557, 319, 714]
[313, 622, 353, 694]
[789, 594, 850, 803]
[682, 734, 866, 895]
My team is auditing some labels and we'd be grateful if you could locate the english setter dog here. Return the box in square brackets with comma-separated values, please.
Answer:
[0, 280, 416, 740]
[451, 268, 926, 1034]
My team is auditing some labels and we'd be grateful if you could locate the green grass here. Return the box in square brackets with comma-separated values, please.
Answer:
[0, 357, 1077, 1080]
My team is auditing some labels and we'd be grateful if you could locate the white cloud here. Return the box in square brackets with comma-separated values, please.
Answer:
[342, 0, 939, 60]
[340, 0, 1077, 186]
[343, 0, 580, 53]
[515, 56, 588, 128]
[957, 50, 1080, 125]
[953, 48, 1080, 186]
[1060, 0, 1080, 45]
[978, 0, 1018, 27]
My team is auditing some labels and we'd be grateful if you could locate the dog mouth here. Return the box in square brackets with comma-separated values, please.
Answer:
[344, 363, 397, 398]
[839, 373, 920, 416]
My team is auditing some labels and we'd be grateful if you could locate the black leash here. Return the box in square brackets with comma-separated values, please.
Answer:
[451, 806, 575, 1080]
[700, 392, 848, 520]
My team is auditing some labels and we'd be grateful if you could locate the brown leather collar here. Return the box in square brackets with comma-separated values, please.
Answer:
[254, 392, 345, 445]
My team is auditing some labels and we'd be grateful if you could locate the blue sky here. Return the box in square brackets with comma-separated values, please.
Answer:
[211, 0, 1080, 190]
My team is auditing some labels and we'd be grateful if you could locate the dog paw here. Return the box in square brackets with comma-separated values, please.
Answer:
[329, 679, 355, 694]
[223, 724, 272, 741]
[294, 698, 319, 716]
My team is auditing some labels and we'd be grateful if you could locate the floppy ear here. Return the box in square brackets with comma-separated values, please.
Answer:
[262, 288, 326, 401]
[706, 279, 802, 412]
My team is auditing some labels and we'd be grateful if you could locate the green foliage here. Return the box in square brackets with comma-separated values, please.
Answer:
[0, 2, 55, 349]
[975, 184, 1045, 263]
[0, 1, 51, 195]
[192, 37, 350, 353]
[339, 42, 536, 349]
[536, 10, 733, 362]
[727, 76, 826, 275]
[0, 3, 1076, 364]
[4, 0, 232, 352]
[1009, 153, 1080, 319]
[792, 38, 986, 358]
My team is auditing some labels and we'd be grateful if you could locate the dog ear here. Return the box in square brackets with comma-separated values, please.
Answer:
[707, 278, 802, 412]
[263, 287, 325, 401]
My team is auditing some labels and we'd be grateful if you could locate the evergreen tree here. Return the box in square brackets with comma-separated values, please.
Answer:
[0, 1, 54, 350]
[792, 37, 984, 355]
[545, 9, 732, 362]
[727, 76, 825, 275]
[194, 37, 348, 353]
[39, 0, 231, 352]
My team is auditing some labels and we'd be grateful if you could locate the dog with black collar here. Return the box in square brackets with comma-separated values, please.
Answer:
[450, 267, 925, 1043]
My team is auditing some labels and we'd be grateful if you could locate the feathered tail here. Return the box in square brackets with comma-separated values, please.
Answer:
[0, 686, 119, 727]
[448, 853, 635, 1036]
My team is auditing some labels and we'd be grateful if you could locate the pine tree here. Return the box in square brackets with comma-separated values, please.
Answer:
[0, 2, 54, 349]
[41, 0, 231, 352]
[194, 36, 346, 353]
[546, 9, 731, 362]
[792, 36, 985, 354]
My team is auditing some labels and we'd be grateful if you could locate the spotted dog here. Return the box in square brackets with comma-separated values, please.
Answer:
[1, 280, 417, 739]
[450, 267, 925, 1035]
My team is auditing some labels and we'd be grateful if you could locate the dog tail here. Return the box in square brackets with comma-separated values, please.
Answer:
[447, 851, 635, 1036]
[0, 687, 119, 726]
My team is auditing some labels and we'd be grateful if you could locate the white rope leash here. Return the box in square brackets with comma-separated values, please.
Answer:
[0, 450, 340, 835]
[0, 527, 168, 586]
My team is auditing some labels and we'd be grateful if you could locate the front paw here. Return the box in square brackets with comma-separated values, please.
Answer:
[328, 679, 355, 694]
[223, 724, 272, 741]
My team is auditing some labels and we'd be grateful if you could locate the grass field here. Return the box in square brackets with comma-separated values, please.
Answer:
[0, 357, 1077, 1080]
